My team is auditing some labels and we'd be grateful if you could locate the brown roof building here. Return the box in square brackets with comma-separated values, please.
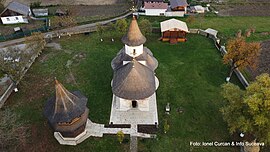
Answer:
[44, 80, 89, 138]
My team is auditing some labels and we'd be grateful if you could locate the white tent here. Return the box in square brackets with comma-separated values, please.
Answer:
[204, 28, 218, 37]
[160, 18, 189, 32]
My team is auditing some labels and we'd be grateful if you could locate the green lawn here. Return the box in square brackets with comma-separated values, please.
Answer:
[5, 31, 245, 151]
[141, 16, 270, 42]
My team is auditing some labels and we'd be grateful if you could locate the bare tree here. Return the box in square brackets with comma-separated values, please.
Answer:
[0, 108, 29, 152]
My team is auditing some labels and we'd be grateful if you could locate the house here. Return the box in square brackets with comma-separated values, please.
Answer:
[144, 0, 168, 16]
[32, 8, 49, 17]
[44, 79, 89, 143]
[110, 16, 159, 132]
[0, 1, 31, 24]
[160, 18, 189, 44]
[170, 0, 188, 13]
[190, 5, 205, 13]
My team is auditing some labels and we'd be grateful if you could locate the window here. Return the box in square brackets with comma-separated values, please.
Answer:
[6, 18, 10, 21]
[15, 17, 18, 20]
[133, 49, 136, 55]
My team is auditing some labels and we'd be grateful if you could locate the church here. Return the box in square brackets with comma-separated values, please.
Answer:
[110, 16, 159, 131]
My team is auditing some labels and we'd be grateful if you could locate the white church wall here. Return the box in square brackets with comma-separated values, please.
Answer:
[125, 44, 143, 58]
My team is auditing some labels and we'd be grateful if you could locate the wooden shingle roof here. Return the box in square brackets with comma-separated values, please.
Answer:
[121, 16, 146, 46]
[112, 59, 156, 100]
[111, 47, 158, 71]
[44, 80, 87, 124]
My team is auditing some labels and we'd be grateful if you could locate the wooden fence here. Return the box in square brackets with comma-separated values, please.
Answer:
[191, 28, 249, 88]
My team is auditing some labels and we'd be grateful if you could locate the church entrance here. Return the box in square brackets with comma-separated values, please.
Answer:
[132, 100, 137, 108]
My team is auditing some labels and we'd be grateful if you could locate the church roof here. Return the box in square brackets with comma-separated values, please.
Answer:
[44, 80, 87, 124]
[112, 59, 156, 100]
[121, 16, 146, 46]
[111, 47, 158, 71]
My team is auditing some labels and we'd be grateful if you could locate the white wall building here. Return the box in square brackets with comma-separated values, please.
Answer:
[1, 16, 28, 24]
[110, 17, 160, 128]
[144, 2, 168, 16]
[0, 1, 31, 24]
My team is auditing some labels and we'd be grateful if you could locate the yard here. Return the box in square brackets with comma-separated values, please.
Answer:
[140, 16, 270, 42]
[2, 28, 249, 151]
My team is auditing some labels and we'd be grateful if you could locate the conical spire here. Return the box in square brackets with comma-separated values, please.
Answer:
[112, 59, 156, 100]
[44, 79, 87, 123]
[121, 16, 146, 46]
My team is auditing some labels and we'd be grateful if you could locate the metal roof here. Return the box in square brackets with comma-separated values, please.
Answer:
[170, 0, 188, 9]
[144, 2, 168, 9]
[144, 0, 163, 2]
[2, 1, 30, 16]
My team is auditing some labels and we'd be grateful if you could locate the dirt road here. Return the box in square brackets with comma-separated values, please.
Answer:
[4, 0, 121, 6]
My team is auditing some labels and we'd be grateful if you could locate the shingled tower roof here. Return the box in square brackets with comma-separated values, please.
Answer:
[112, 59, 156, 100]
[44, 80, 87, 124]
[121, 16, 146, 46]
[111, 47, 158, 71]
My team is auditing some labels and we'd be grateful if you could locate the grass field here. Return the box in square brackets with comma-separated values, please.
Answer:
[2, 29, 248, 151]
[141, 16, 270, 42]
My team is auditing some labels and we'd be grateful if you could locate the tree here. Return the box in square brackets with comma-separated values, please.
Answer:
[117, 130, 125, 144]
[25, 32, 46, 51]
[0, 0, 5, 12]
[115, 19, 128, 33]
[51, 16, 77, 29]
[197, 13, 205, 29]
[139, 19, 152, 35]
[96, 23, 105, 37]
[0, 108, 29, 151]
[221, 73, 270, 144]
[186, 15, 196, 24]
[223, 37, 261, 81]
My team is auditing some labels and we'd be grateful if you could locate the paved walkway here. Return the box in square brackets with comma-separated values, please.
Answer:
[130, 136, 138, 152]
[54, 119, 153, 146]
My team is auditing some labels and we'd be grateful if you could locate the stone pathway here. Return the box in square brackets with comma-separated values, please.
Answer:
[130, 136, 138, 152]
[54, 119, 154, 148]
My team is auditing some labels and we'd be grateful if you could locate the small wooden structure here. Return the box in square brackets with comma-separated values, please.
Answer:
[170, 0, 188, 12]
[44, 79, 89, 138]
[160, 18, 189, 44]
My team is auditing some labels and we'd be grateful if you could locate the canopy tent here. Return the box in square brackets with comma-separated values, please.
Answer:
[160, 18, 189, 44]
